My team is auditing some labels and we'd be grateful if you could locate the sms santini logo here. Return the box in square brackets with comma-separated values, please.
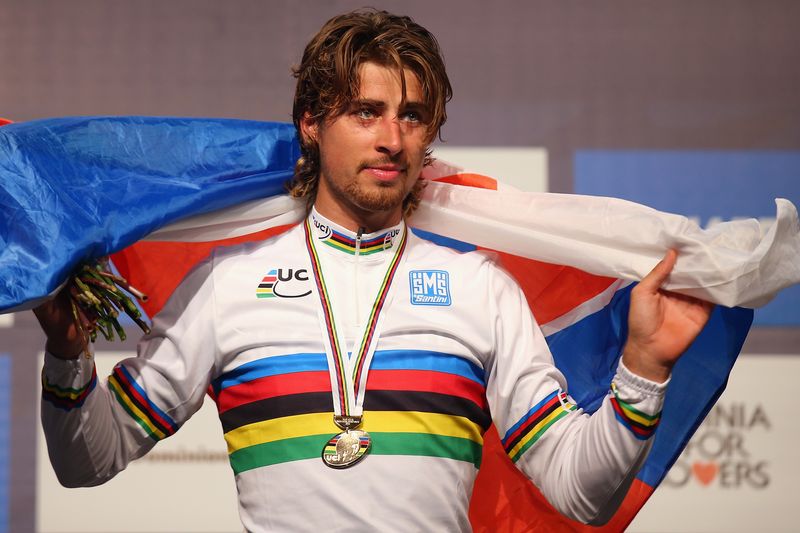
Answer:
[409, 270, 451, 306]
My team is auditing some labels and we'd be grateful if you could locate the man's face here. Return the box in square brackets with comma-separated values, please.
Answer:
[302, 61, 431, 229]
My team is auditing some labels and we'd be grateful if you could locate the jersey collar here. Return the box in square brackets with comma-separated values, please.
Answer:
[309, 208, 405, 257]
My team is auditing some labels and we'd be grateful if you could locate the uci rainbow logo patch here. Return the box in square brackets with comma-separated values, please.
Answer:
[255, 268, 311, 299]
[256, 270, 278, 298]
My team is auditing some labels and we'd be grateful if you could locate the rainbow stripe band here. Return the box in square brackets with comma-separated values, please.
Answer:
[322, 229, 394, 255]
[609, 382, 661, 440]
[212, 350, 490, 473]
[211, 349, 486, 399]
[502, 390, 576, 463]
[42, 365, 97, 411]
[108, 364, 178, 442]
[227, 413, 485, 474]
[219, 387, 491, 435]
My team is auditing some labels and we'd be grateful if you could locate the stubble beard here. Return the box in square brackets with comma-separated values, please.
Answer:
[324, 160, 413, 216]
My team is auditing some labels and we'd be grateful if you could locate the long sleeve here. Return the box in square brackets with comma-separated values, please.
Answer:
[40, 257, 219, 487]
[485, 263, 666, 525]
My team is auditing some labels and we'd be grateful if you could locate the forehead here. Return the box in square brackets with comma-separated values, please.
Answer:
[355, 61, 423, 103]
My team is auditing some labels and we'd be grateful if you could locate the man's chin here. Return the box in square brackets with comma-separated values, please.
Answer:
[350, 189, 407, 214]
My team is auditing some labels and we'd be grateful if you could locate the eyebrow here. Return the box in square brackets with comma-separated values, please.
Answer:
[351, 99, 387, 110]
[351, 99, 429, 113]
[402, 101, 429, 113]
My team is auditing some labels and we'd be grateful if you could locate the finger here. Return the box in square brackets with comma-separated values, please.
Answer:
[639, 249, 677, 292]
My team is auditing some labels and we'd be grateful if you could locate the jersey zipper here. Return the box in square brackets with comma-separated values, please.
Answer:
[354, 227, 364, 333]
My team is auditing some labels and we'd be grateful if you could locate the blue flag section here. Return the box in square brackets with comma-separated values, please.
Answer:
[0, 117, 300, 312]
[642, 306, 754, 487]
[546, 288, 754, 487]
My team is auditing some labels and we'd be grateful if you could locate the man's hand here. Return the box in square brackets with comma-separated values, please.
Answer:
[622, 249, 715, 383]
[32, 288, 88, 360]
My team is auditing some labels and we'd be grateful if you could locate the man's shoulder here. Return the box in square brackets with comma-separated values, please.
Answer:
[407, 229, 527, 297]
[407, 228, 501, 270]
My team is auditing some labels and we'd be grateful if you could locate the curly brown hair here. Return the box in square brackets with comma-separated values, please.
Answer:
[287, 9, 452, 216]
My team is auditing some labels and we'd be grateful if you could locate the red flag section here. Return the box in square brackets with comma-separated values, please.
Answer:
[471, 426, 654, 531]
[491, 252, 617, 325]
[112, 225, 293, 317]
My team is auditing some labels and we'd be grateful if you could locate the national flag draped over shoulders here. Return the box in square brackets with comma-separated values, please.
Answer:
[2, 117, 798, 531]
[0, 116, 299, 312]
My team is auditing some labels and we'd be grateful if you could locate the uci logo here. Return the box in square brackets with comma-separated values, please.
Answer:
[256, 268, 312, 299]
[313, 217, 333, 240]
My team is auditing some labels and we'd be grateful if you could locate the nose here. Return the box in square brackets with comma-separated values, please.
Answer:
[375, 116, 402, 156]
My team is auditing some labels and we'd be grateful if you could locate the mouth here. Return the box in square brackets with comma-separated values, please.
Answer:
[362, 164, 406, 181]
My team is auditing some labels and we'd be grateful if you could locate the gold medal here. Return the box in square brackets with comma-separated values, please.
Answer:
[321, 415, 371, 469]
[321, 428, 371, 469]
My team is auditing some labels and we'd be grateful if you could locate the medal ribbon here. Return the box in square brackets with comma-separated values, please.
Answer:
[304, 217, 407, 419]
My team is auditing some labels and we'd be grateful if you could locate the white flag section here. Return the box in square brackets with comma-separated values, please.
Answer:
[413, 183, 800, 308]
[146, 172, 800, 309]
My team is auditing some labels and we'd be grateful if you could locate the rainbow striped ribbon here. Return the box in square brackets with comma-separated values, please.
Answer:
[303, 217, 408, 419]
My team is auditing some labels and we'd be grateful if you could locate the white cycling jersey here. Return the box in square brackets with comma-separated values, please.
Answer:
[42, 209, 666, 532]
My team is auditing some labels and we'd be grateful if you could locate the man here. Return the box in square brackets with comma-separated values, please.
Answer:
[35, 10, 712, 532]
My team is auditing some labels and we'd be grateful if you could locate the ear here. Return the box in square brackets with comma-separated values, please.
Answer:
[299, 112, 319, 145]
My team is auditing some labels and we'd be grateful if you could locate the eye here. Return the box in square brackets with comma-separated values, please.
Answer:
[401, 111, 421, 122]
[400, 108, 429, 125]
[355, 107, 376, 120]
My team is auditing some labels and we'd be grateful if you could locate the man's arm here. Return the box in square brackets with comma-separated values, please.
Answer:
[623, 249, 714, 382]
[35, 258, 218, 487]
[485, 250, 712, 525]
